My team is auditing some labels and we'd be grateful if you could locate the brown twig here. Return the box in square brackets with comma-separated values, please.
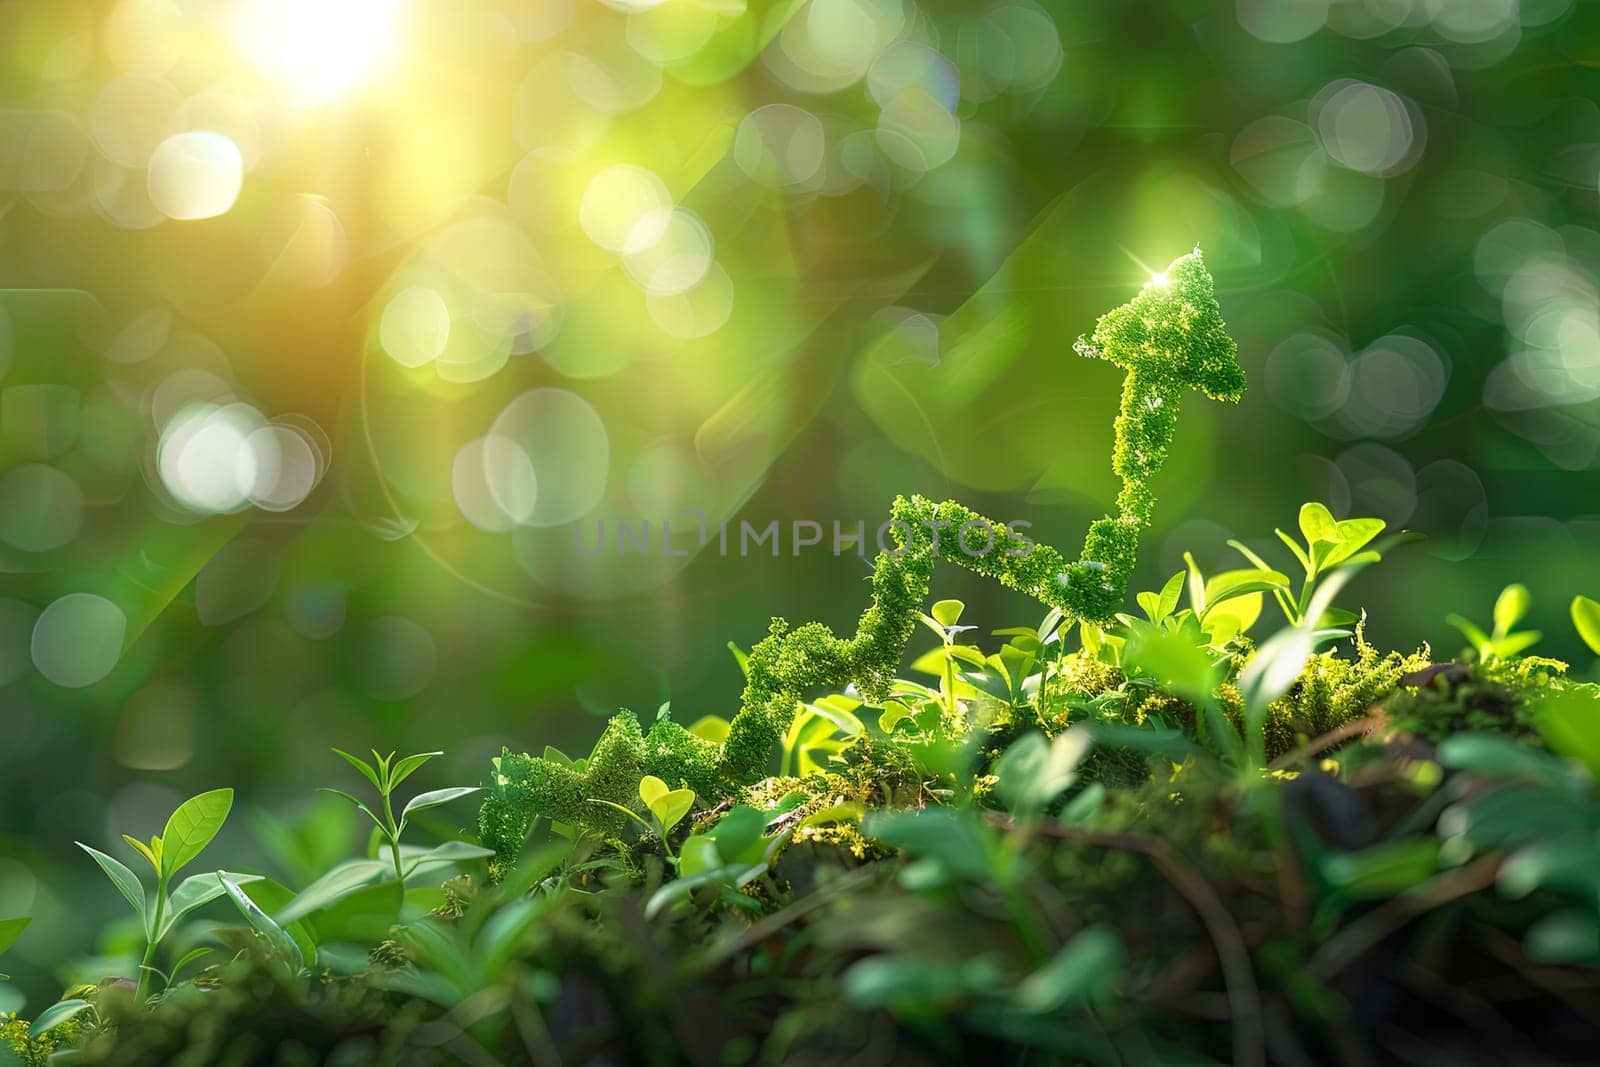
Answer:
[1268, 713, 1384, 771]
[697, 865, 880, 968]
[1305, 857, 1499, 981]
[1471, 925, 1600, 1027]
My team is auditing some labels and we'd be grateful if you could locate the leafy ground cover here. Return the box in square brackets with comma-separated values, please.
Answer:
[6, 503, 1600, 1065]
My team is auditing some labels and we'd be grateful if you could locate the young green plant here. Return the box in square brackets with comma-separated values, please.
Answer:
[1229, 502, 1392, 629]
[322, 749, 480, 884]
[1448, 584, 1541, 663]
[590, 775, 696, 862]
[76, 788, 253, 1000]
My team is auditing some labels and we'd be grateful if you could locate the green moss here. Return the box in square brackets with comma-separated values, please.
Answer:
[2, 1010, 84, 1067]
[1268, 637, 1433, 744]
[1383, 657, 1569, 742]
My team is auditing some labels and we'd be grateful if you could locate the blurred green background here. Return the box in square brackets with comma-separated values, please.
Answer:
[3, 0, 1600, 1005]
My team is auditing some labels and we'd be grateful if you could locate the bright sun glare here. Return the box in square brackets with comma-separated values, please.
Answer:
[234, 0, 401, 109]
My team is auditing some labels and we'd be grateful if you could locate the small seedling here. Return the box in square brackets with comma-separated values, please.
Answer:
[591, 775, 697, 861]
[1449, 584, 1541, 663]
[77, 788, 254, 1000]
[1229, 502, 1396, 628]
[322, 748, 480, 884]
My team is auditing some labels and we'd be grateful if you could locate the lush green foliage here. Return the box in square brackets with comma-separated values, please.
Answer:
[481, 250, 1244, 857]
[9, 521, 1600, 1062]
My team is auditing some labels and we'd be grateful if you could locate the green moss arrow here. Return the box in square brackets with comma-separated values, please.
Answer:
[479, 249, 1245, 859]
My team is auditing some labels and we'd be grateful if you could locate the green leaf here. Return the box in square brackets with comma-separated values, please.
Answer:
[1271, 529, 1313, 575]
[497, 839, 574, 901]
[687, 715, 731, 744]
[1298, 502, 1338, 545]
[156, 871, 264, 942]
[400, 786, 479, 823]
[1437, 733, 1576, 792]
[387, 751, 443, 792]
[1156, 570, 1186, 620]
[1488, 630, 1542, 660]
[1202, 591, 1261, 641]
[1573, 596, 1600, 655]
[1203, 568, 1290, 611]
[402, 841, 496, 882]
[864, 809, 989, 881]
[169, 946, 213, 984]
[995, 730, 1091, 815]
[1122, 620, 1221, 703]
[303, 882, 401, 946]
[877, 700, 917, 734]
[0, 917, 28, 956]
[77, 843, 147, 924]
[1322, 839, 1440, 898]
[639, 775, 670, 810]
[220, 874, 305, 970]
[1014, 926, 1125, 1013]
[1493, 584, 1531, 636]
[122, 834, 161, 875]
[1239, 626, 1316, 724]
[708, 805, 767, 866]
[1500, 834, 1600, 901]
[1446, 613, 1490, 655]
[1183, 551, 1207, 614]
[842, 955, 998, 1010]
[930, 599, 964, 627]
[1534, 686, 1600, 780]
[1059, 784, 1105, 825]
[318, 788, 384, 830]
[276, 859, 389, 925]
[479, 896, 544, 975]
[798, 802, 866, 829]
[644, 866, 733, 918]
[1524, 908, 1600, 965]
[31, 998, 91, 1037]
[1135, 590, 1161, 622]
[160, 788, 234, 881]
[644, 785, 695, 834]
[331, 748, 383, 793]
[677, 835, 722, 877]
[1322, 518, 1386, 568]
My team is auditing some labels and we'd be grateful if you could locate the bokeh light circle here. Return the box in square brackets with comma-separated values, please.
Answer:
[622, 208, 713, 296]
[485, 389, 609, 527]
[380, 286, 452, 368]
[31, 593, 127, 688]
[578, 164, 672, 253]
[1265, 330, 1351, 420]
[1312, 80, 1418, 177]
[241, 424, 321, 511]
[0, 464, 85, 552]
[147, 131, 244, 220]
[735, 104, 826, 190]
[646, 261, 736, 338]
[1236, 0, 1328, 43]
